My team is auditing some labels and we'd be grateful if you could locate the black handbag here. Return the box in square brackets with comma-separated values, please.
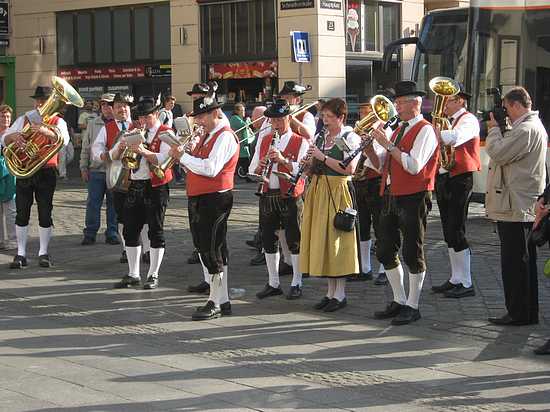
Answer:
[530, 215, 550, 247]
[325, 175, 356, 232]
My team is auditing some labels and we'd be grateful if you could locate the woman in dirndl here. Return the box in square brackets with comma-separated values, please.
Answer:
[300, 98, 361, 312]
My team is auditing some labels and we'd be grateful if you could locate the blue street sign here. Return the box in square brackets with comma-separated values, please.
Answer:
[290, 31, 311, 63]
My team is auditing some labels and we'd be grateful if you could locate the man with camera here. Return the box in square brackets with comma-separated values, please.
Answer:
[485, 86, 547, 326]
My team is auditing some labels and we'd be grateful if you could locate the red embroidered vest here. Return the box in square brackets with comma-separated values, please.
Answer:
[148, 124, 173, 187]
[449, 111, 481, 177]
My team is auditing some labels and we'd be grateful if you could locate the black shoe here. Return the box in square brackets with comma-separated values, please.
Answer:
[187, 280, 210, 294]
[256, 284, 283, 299]
[220, 301, 232, 316]
[431, 280, 457, 293]
[250, 252, 266, 266]
[313, 297, 331, 310]
[246, 239, 260, 249]
[187, 249, 200, 264]
[81, 237, 96, 245]
[143, 276, 158, 289]
[534, 340, 550, 355]
[119, 251, 128, 264]
[348, 271, 373, 282]
[113, 275, 140, 289]
[488, 314, 537, 326]
[443, 284, 475, 298]
[374, 272, 388, 286]
[374, 301, 403, 319]
[38, 254, 52, 268]
[286, 285, 302, 300]
[323, 298, 347, 312]
[279, 261, 293, 276]
[105, 236, 120, 245]
[192, 300, 221, 321]
[391, 305, 421, 325]
[10, 255, 28, 269]
[142, 251, 150, 264]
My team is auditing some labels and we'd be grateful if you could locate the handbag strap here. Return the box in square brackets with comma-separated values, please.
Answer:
[324, 174, 339, 212]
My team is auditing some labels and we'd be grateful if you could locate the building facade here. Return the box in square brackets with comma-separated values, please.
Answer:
[7, 0, 431, 119]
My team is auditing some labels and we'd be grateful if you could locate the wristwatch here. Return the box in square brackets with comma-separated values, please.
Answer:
[387, 143, 396, 152]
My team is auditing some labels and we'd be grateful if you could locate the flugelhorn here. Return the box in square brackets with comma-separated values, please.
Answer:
[4, 76, 84, 178]
[429, 76, 461, 170]
[339, 95, 398, 170]
[120, 128, 146, 170]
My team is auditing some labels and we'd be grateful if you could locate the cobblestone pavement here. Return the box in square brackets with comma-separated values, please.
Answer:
[1, 178, 549, 412]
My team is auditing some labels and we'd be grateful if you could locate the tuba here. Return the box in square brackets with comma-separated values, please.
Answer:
[4, 76, 84, 178]
[429, 76, 461, 170]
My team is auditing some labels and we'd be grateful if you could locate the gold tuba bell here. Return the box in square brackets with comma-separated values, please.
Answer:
[4, 76, 84, 178]
[429, 76, 461, 170]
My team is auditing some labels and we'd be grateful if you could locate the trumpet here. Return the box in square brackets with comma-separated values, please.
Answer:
[339, 95, 398, 170]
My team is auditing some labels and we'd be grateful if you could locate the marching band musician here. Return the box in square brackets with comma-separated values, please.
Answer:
[432, 84, 480, 298]
[300, 98, 361, 312]
[365, 81, 438, 325]
[110, 96, 172, 289]
[2, 86, 71, 269]
[251, 99, 309, 300]
[278, 81, 316, 140]
[169, 91, 239, 321]
[350, 101, 387, 285]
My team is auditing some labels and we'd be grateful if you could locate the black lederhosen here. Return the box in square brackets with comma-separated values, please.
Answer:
[15, 167, 57, 228]
[354, 176, 383, 242]
[377, 190, 432, 273]
[435, 172, 473, 252]
[259, 189, 303, 254]
[122, 180, 169, 248]
[188, 191, 233, 274]
[112, 190, 127, 225]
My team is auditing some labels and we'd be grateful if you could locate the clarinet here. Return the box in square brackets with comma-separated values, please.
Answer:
[287, 126, 327, 196]
[255, 131, 279, 197]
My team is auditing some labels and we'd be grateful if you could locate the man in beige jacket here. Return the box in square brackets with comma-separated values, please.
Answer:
[485, 86, 547, 326]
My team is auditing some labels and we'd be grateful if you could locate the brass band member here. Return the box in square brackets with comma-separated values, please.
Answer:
[252, 99, 309, 300]
[350, 100, 387, 284]
[432, 84, 480, 298]
[113, 96, 172, 289]
[2, 86, 71, 269]
[366, 81, 438, 325]
[300, 98, 361, 312]
[279, 81, 316, 140]
[170, 92, 239, 321]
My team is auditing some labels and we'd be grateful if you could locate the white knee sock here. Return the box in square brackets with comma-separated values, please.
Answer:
[326, 278, 336, 299]
[208, 273, 222, 307]
[448, 248, 460, 285]
[360, 240, 372, 274]
[265, 252, 280, 288]
[126, 246, 141, 278]
[456, 249, 472, 288]
[220, 265, 229, 304]
[378, 263, 385, 274]
[290, 254, 302, 287]
[140, 225, 150, 253]
[198, 253, 210, 284]
[38, 226, 52, 256]
[333, 278, 346, 302]
[278, 230, 292, 264]
[406, 271, 426, 309]
[118, 224, 125, 251]
[386, 265, 407, 305]
[16, 225, 28, 257]
[147, 247, 164, 278]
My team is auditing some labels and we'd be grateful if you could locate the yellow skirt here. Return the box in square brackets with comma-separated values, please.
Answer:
[299, 174, 359, 277]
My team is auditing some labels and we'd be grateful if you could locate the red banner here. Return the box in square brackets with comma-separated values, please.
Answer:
[209, 60, 277, 80]
[58, 65, 146, 81]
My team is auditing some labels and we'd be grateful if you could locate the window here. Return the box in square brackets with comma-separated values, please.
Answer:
[153, 4, 170, 60]
[134, 8, 151, 60]
[113, 9, 131, 63]
[57, 13, 74, 66]
[94, 10, 112, 63]
[77, 13, 93, 63]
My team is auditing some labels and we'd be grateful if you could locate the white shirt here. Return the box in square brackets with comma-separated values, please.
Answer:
[131, 120, 171, 181]
[179, 122, 238, 178]
[91, 119, 131, 163]
[2, 110, 70, 147]
[439, 108, 480, 174]
[158, 108, 174, 128]
[248, 119, 272, 175]
[300, 111, 316, 138]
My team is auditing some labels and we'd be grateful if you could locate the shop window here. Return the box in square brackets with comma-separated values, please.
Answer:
[77, 13, 93, 63]
[94, 10, 112, 63]
[57, 13, 74, 66]
[134, 7, 151, 60]
[113, 9, 132, 63]
[153, 4, 170, 61]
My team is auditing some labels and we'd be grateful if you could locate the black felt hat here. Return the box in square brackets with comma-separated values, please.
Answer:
[188, 94, 222, 117]
[279, 81, 311, 96]
[186, 82, 210, 96]
[111, 93, 134, 106]
[30, 86, 52, 99]
[264, 99, 291, 118]
[393, 81, 426, 98]
[457, 82, 472, 100]
[133, 95, 162, 117]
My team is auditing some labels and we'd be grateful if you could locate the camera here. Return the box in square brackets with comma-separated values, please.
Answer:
[480, 87, 508, 133]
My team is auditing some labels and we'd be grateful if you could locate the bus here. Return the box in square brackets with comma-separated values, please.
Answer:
[383, 0, 550, 197]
